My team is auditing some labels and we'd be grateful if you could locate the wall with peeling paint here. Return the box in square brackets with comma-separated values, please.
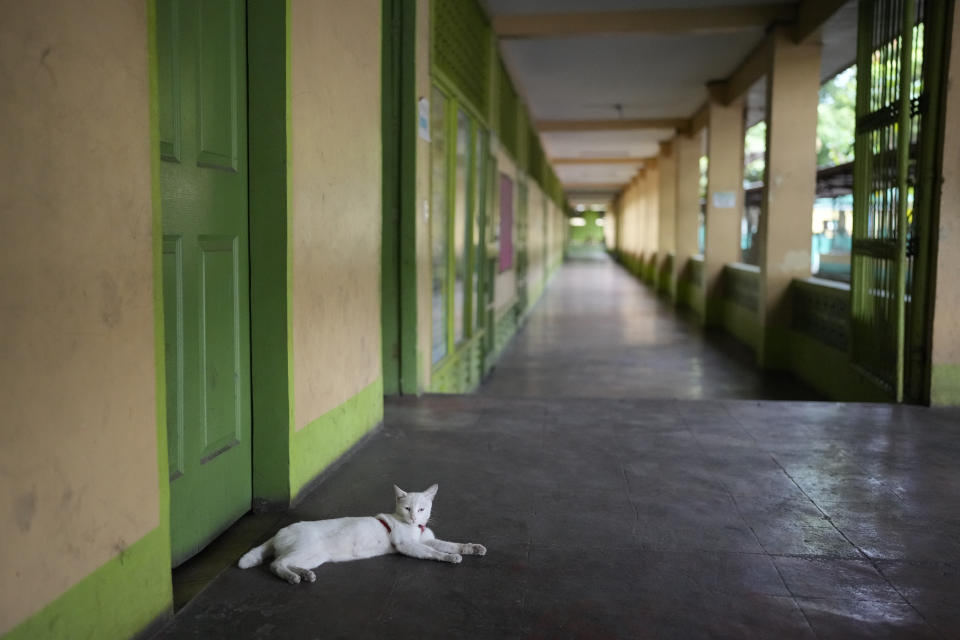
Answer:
[0, 0, 167, 634]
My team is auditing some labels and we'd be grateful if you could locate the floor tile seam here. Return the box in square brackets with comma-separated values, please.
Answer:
[872, 563, 951, 640]
[724, 488, 813, 626]
[770, 452, 939, 630]
[767, 559, 823, 639]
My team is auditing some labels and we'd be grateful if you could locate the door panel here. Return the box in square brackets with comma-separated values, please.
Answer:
[158, 0, 251, 565]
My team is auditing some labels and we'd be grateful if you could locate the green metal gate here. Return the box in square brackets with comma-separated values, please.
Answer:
[850, 0, 949, 402]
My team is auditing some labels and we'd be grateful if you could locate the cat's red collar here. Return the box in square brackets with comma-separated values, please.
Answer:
[377, 517, 425, 534]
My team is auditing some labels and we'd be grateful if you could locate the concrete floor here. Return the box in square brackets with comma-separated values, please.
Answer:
[157, 254, 960, 639]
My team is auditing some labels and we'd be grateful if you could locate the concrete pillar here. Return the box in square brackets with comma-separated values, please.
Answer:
[703, 97, 745, 326]
[658, 141, 677, 292]
[645, 159, 660, 283]
[930, 6, 960, 405]
[757, 29, 821, 367]
[637, 168, 649, 264]
[672, 133, 702, 304]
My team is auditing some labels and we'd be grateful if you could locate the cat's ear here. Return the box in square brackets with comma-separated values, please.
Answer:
[424, 484, 438, 498]
[394, 485, 407, 500]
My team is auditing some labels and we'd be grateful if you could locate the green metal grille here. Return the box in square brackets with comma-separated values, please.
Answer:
[517, 108, 530, 172]
[723, 264, 760, 311]
[497, 62, 519, 159]
[850, 0, 943, 400]
[432, 0, 491, 120]
[527, 129, 544, 189]
[793, 279, 850, 351]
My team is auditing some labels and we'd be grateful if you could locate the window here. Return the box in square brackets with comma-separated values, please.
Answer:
[499, 173, 514, 272]
[453, 110, 470, 345]
[430, 88, 448, 363]
[472, 130, 487, 332]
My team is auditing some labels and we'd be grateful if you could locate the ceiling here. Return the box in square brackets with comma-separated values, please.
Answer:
[478, 0, 858, 210]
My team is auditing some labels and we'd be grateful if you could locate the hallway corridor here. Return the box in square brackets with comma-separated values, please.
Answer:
[482, 251, 819, 400]
[157, 259, 960, 639]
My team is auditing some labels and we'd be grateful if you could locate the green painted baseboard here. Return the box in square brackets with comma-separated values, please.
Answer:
[290, 377, 384, 498]
[782, 329, 890, 402]
[930, 363, 960, 406]
[722, 300, 760, 352]
[430, 331, 485, 393]
[687, 284, 705, 319]
[3, 527, 172, 640]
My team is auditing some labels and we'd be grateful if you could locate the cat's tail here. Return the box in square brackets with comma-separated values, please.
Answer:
[238, 537, 274, 569]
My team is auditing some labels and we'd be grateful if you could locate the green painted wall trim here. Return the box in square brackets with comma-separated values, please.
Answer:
[687, 284, 705, 320]
[147, 0, 174, 614]
[290, 377, 385, 499]
[930, 364, 960, 406]
[722, 300, 760, 352]
[3, 527, 172, 640]
[777, 327, 891, 402]
[248, 0, 293, 506]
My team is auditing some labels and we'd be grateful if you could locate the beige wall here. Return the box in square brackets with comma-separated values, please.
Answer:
[930, 5, 960, 400]
[291, 0, 382, 428]
[0, 0, 159, 632]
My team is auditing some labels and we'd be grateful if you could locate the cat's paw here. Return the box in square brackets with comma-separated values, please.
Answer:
[285, 574, 301, 585]
[466, 543, 486, 556]
[294, 568, 316, 583]
[448, 553, 463, 564]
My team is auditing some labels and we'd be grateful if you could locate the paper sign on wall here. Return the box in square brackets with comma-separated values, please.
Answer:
[417, 98, 430, 142]
[712, 191, 736, 209]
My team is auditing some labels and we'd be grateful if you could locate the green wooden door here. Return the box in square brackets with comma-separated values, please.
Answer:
[157, 0, 252, 565]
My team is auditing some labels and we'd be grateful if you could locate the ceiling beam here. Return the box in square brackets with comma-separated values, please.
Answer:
[795, 0, 849, 43]
[723, 36, 773, 105]
[550, 157, 648, 165]
[563, 183, 626, 191]
[494, 4, 796, 38]
[538, 118, 688, 132]
[683, 103, 710, 135]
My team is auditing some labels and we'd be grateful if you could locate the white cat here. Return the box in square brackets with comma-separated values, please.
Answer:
[238, 484, 487, 584]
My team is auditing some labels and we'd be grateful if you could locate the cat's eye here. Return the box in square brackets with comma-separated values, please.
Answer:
[405, 507, 411, 511]
[418, 508, 424, 512]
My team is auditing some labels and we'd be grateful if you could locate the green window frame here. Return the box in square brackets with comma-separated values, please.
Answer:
[429, 81, 489, 369]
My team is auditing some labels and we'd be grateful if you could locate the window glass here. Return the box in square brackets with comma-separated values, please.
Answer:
[453, 110, 470, 345]
[430, 88, 448, 363]
[472, 130, 486, 332]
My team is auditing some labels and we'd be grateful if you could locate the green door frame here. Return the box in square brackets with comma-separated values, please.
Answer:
[247, 0, 293, 506]
[381, 0, 419, 395]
